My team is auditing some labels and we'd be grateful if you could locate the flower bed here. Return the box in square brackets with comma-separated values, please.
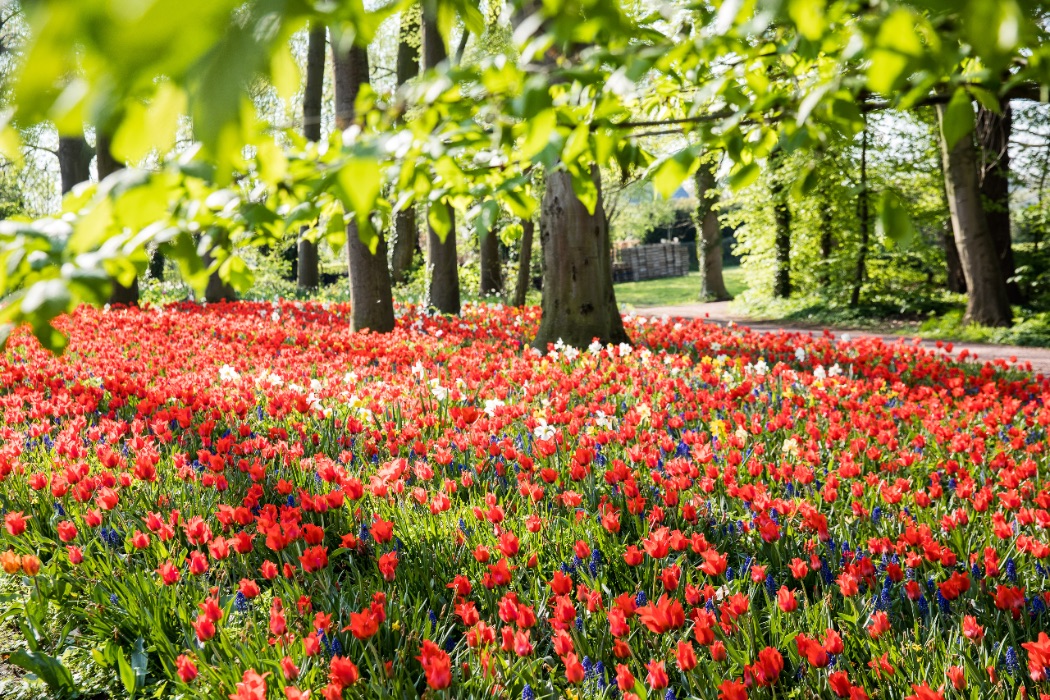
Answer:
[0, 301, 1048, 700]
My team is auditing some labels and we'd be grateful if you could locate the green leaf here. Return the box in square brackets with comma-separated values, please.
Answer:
[788, 0, 826, 41]
[521, 110, 557, 161]
[8, 650, 76, 693]
[270, 42, 300, 102]
[941, 88, 975, 150]
[112, 82, 186, 163]
[728, 162, 760, 191]
[877, 189, 916, 248]
[569, 167, 599, 215]
[652, 147, 699, 199]
[474, 200, 500, 240]
[337, 157, 382, 228]
[22, 279, 72, 318]
[117, 647, 138, 697]
[428, 199, 453, 242]
[867, 8, 923, 94]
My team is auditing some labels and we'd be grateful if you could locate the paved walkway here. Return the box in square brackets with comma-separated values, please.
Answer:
[633, 301, 1050, 377]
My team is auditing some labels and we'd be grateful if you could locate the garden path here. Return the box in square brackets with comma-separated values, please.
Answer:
[634, 301, 1050, 376]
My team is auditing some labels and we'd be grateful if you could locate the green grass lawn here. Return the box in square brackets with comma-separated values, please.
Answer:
[614, 266, 746, 308]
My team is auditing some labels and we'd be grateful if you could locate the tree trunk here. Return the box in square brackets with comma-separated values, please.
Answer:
[512, 219, 534, 307]
[479, 228, 502, 297]
[694, 160, 731, 301]
[149, 250, 165, 281]
[944, 230, 967, 293]
[57, 136, 92, 196]
[422, 5, 460, 314]
[346, 222, 396, 332]
[333, 34, 395, 332]
[850, 127, 869, 308]
[818, 204, 834, 286]
[937, 104, 1012, 326]
[976, 100, 1021, 303]
[391, 5, 422, 285]
[770, 149, 791, 299]
[297, 23, 327, 292]
[203, 252, 237, 302]
[96, 133, 139, 306]
[532, 167, 628, 349]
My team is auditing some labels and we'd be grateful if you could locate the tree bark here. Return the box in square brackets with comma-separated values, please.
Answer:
[333, 33, 395, 332]
[347, 222, 396, 332]
[57, 136, 92, 196]
[818, 203, 834, 286]
[512, 219, 535, 307]
[937, 104, 1012, 326]
[770, 149, 791, 299]
[96, 133, 139, 306]
[479, 228, 502, 297]
[297, 23, 327, 292]
[149, 249, 165, 281]
[422, 4, 460, 314]
[694, 160, 731, 301]
[203, 251, 237, 302]
[944, 230, 967, 293]
[391, 5, 422, 285]
[532, 167, 628, 349]
[850, 127, 869, 308]
[976, 100, 1021, 303]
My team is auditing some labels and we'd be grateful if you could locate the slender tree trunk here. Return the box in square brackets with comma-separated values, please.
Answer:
[297, 23, 326, 292]
[479, 228, 502, 297]
[512, 219, 535, 307]
[149, 250, 165, 281]
[818, 204, 834, 286]
[391, 5, 422, 285]
[532, 167, 628, 349]
[850, 127, 869, 308]
[770, 149, 792, 298]
[96, 133, 139, 305]
[937, 104, 1012, 326]
[976, 99, 1021, 303]
[57, 136, 92, 195]
[944, 230, 967, 293]
[422, 5, 460, 314]
[694, 159, 731, 301]
[333, 34, 395, 332]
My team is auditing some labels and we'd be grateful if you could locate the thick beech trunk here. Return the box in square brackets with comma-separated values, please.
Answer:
[97, 133, 139, 306]
[334, 35, 395, 332]
[976, 100, 1021, 303]
[57, 136, 92, 195]
[422, 5, 460, 314]
[694, 161, 731, 301]
[479, 229, 502, 297]
[347, 222, 396, 332]
[850, 127, 869, 308]
[532, 168, 628, 349]
[937, 104, 1012, 327]
[297, 23, 326, 292]
[770, 149, 791, 299]
[203, 255, 237, 302]
[512, 219, 534, 307]
[391, 6, 422, 285]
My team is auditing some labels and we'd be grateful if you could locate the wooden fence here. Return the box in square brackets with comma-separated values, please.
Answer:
[613, 242, 690, 282]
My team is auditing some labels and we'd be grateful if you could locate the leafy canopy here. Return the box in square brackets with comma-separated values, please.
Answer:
[2, 0, 1049, 349]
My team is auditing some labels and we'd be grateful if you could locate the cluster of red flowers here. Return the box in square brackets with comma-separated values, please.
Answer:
[0, 301, 1048, 699]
